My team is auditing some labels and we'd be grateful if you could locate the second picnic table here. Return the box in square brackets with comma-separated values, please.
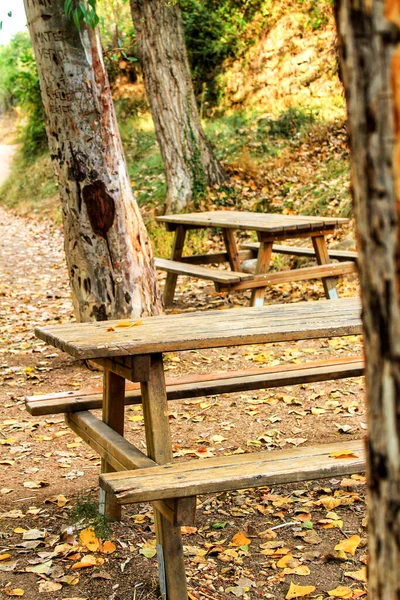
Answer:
[156, 210, 356, 307]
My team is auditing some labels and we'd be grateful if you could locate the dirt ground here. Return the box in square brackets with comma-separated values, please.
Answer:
[0, 206, 367, 600]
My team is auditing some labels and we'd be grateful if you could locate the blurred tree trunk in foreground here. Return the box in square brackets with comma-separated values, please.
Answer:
[23, 0, 163, 321]
[335, 0, 400, 596]
[130, 0, 226, 212]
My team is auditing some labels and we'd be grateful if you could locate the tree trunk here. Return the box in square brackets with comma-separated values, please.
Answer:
[23, 0, 163, 321]
[335, 1, 400, 597]
[130, 0, 226, 212]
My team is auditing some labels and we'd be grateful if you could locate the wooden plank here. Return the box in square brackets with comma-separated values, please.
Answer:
[163, 225, 187, 307]
[250, 237, 273, 307]
[219, 262, 357, 291]
[34, 297, 362, 359]
[157, 211, 349, 234]
[155, 257, 252, 283]
[66, 410, 196, 527]
[242, 243, 359, 262]
[67, 410, 156, 471]
[140, 354, 188, 599]
[179, 250, 252, 265]
[94, 358, 132, 381]
[222, 228, 241, 271]
[25, 356, 364, 415]
[100, 439, 365, 504]
[312, 235, 340, 300]
[100, 370, 125, 521]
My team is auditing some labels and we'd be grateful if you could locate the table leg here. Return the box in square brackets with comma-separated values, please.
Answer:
[141, 353, 188, 600]
[163, 225, 187, 307]
[312, 235, 339, 300]
[223, 228, 241, 271]
[100, 370, 125, 521]
[250, 237, 273, 307]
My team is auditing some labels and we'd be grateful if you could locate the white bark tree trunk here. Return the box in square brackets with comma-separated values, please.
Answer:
[23, 0, 163, 321]
[130, 0, 227, 212]
[335, 1, 400, 597]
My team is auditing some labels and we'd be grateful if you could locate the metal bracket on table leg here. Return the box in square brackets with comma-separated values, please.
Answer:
[99, 488, 106, 516]
[328, 288, 339, 300]
[157, 543, 167, 600]
[254, 297, 265, 307]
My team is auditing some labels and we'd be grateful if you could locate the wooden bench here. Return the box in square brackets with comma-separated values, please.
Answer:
[243, 242, 359, 263]
[26, 356, 364, 416]
[155, 245, 358, 299]
[155, 255, 357, 293]
[101, 439, 365, 505]
[26, 354, 364, 526]
[154, 257, 252, 286]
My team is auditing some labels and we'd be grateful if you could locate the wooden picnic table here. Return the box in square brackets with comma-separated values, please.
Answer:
[35, 297, 363, 600]
[156, 210, 353, 307]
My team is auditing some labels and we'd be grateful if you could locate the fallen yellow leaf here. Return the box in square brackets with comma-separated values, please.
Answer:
[277, 554, 296, 568]
[330, 450, 358, 459]
[181, 526, 197, 535]
[318, 496, 342, 511]
[328, 585, 353, 598]
[100, 541, 116, 554]
[79, 527, 99, 552]
[334, 535, 361, 556]
[344, 566, 367, 582]
[72, 554, 97, 570]
[0, 553, 11, 560]
[286, 582, 316, 599]
[115, 320, 143, 328]
[229, 532, 251, 547]
[5, 589, 24, 597]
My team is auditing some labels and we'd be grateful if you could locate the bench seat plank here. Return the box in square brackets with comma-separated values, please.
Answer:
[242, 243, 358, 262]
[34, 297, 362, 359]
[25, 356, 364, 416]
[154, 257, 253, 283]
[100, 439, 365, 504]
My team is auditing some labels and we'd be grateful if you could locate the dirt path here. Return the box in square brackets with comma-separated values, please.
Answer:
[0, 144, 18, 185]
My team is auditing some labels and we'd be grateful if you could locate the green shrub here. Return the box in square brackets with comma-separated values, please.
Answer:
[180, 0, 267, 106]
[257, 107, 317, 139]
[0, 32, 46, 156]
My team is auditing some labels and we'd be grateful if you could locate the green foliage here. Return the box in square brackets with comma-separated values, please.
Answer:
[180, 0, 267, 105]
[0, 11, 13, 32]
[299, 0, 332, 30]
[257, 107, 317, 139]
[0, 32, 46, 156]
[64, 0, 100, 30]
[70, 493, 112, 540]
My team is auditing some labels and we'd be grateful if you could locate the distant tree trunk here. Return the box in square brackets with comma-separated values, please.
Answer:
[335, 1, 400, 597]
[130, 0, 226, 212]
[23, 0, 163, 321]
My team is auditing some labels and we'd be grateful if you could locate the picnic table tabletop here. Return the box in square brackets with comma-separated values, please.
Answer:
[35, 297, 362, 360]
[157, 210, 349, 233]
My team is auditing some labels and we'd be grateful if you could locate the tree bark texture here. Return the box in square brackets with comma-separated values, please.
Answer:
[130, 0, 226, 212]
[335, 0, 400, 596]
[23, 0, 163, 321]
